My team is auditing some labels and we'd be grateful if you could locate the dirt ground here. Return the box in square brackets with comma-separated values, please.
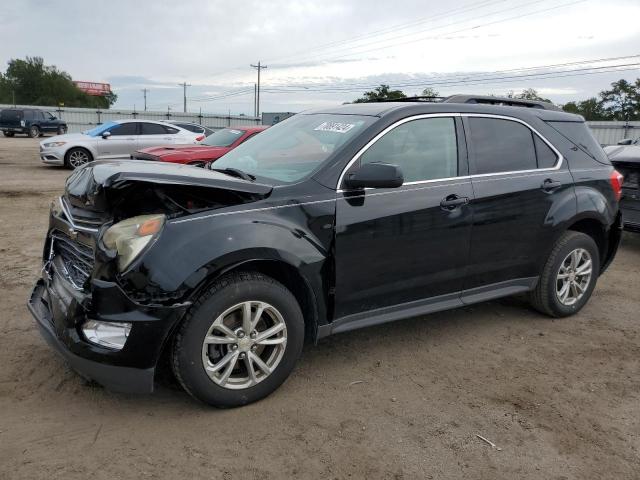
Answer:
[0, 136, 639, 480]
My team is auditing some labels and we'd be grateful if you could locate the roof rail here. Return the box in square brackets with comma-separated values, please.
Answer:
[377, 96, 446, 103]
[443, 94, 561, 111]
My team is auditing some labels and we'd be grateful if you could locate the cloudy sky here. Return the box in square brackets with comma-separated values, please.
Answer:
[1, 0, 639, 115]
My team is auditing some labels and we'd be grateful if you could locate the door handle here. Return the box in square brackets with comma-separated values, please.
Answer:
[440, 194, 469, 210]
[541, 178, 562, 193]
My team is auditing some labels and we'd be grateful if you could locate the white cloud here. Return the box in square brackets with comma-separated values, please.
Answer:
[1, 0, 638, 114]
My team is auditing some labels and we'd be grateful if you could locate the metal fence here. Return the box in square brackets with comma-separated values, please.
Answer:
[587, 121, 640, 145]
[0, 104, 261, 133]
[2, 103, 638, 145]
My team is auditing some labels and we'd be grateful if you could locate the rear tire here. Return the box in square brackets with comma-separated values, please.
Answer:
[28, 125, 40, 138]
[529, 231, 600, 317]
[172, 272, 304, 407]
[2, 131, 14, 137]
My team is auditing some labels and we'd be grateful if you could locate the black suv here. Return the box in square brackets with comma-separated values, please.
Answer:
[28, 96, 622, 407]
[0, 108, 67, 137]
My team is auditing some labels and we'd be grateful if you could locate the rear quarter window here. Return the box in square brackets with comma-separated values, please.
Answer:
[546, 121, 610, 165]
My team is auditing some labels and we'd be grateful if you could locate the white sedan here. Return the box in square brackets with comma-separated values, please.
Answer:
[39, 120, 201, 169]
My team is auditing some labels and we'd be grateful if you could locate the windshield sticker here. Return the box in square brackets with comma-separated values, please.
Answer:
[314, 122, 355, 134]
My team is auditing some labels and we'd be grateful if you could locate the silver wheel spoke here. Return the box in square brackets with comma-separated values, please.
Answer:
[255, 323, 285, 343]
[558, 281, 570, 301]
[245, 355, 258, 383]
[574, 281, 586, 293]
[212, 321, 236, 338]
[207, 350, 238, 373]
[576, 260, 592, 275]
[218, 352, 240, 385]
[251, 303, 266, 331]
[242, 302, 253, 334]
[204, 334, 235, 345]
[250, 351, 272, 375]
[258, 336, 286, 345]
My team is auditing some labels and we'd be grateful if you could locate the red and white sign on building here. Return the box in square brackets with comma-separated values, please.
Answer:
[73, 81, 112, 96]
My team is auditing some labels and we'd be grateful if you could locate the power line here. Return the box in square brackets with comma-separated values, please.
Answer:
[260, 64, 640, 95]
[266, 0, 507, 65]
[263, 55, 640, 91]
[272, 0, 585, 69]
[198, 0, 512, 80]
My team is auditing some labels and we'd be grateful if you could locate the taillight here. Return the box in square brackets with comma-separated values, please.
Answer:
[195, 135, 205, 142]
[610, 169, 624, 201]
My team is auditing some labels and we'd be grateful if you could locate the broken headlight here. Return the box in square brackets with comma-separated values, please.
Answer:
[82, 320, 132, 350]
[103, 214, 165, 271]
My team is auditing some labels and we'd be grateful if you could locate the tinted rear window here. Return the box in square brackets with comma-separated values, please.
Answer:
[468, 117, 537, 174]
[546, 121, 610, 165]
[1, 110, 22, 121]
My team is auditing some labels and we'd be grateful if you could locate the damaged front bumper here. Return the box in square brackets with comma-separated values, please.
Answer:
[27, 237, 189, 394]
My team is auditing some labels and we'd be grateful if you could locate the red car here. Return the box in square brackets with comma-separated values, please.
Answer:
[132, 126, 268, 166]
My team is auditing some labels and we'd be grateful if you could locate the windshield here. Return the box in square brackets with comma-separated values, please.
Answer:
[202, 128, 245, 147]
[85, 121, 117, 136]
[211, 114, 373, 183]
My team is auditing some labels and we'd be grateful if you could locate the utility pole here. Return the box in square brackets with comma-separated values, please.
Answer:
[12, 89, 16, 107]
[141, 88, 149, 111]
[178, 82, 191, 113]
[253, 83, 257, 117]
[250, 62, 267, 118]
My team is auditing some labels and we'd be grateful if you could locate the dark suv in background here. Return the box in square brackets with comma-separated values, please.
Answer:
[0, 108, 67, 137]
[28, 95, 622, 407]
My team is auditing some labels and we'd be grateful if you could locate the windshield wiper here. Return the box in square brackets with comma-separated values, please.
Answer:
[211, 167, 256, 182]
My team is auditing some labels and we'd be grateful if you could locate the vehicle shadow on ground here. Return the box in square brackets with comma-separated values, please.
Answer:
[130, 294, 545, 408]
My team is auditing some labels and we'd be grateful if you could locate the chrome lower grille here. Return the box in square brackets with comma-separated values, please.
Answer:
[51, 233, 95, 290]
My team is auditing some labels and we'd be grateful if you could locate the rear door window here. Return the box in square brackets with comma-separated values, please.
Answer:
[534, 135, 558, 168]
[140, 122, 169, 135]
[468, 117, 537, 174]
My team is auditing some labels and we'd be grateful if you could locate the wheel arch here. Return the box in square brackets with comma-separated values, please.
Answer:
[64, 146, 94, 166]
[564, 213, 621, 272]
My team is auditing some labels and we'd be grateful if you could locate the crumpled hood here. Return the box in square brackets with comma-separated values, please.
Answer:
[64, 160, 272, 211]
[138, 145, 231, 161]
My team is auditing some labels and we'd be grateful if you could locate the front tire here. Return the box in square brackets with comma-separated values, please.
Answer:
[28, 125, 40, 138]
[172, 272, 304, 407]
[529, 231, 600, 317]
[57, 125, 67, 135]
[65, 147, 92, 169]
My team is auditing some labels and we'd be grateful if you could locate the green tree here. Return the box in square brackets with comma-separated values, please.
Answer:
[562, 97, 609, 120]
[353, 84, 406, 103]
[599, 79, 640, 121]
[0, 56, 117, 108]
[421, 87, 439, 97]
[507, 88, 552, 103]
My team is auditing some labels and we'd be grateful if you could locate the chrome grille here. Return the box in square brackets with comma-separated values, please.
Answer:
[51, 233, 95, 290]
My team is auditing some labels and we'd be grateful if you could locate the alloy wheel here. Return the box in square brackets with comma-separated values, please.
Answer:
[68, 150, 90, 168]
[201, 301, 287, 390]
[556, 248, 593, 306]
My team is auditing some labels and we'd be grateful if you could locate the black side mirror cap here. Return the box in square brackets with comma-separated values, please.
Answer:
[344, 162, 404, 189]
[617, 139, 633, 145]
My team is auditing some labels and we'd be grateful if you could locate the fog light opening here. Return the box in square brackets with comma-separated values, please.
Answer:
[81, 320, 132, 350]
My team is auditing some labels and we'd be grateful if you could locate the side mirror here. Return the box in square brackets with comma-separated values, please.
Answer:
[102, 131, 111, 139]
[617, 138, 633, 145]
[344, 162, 404, 189]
